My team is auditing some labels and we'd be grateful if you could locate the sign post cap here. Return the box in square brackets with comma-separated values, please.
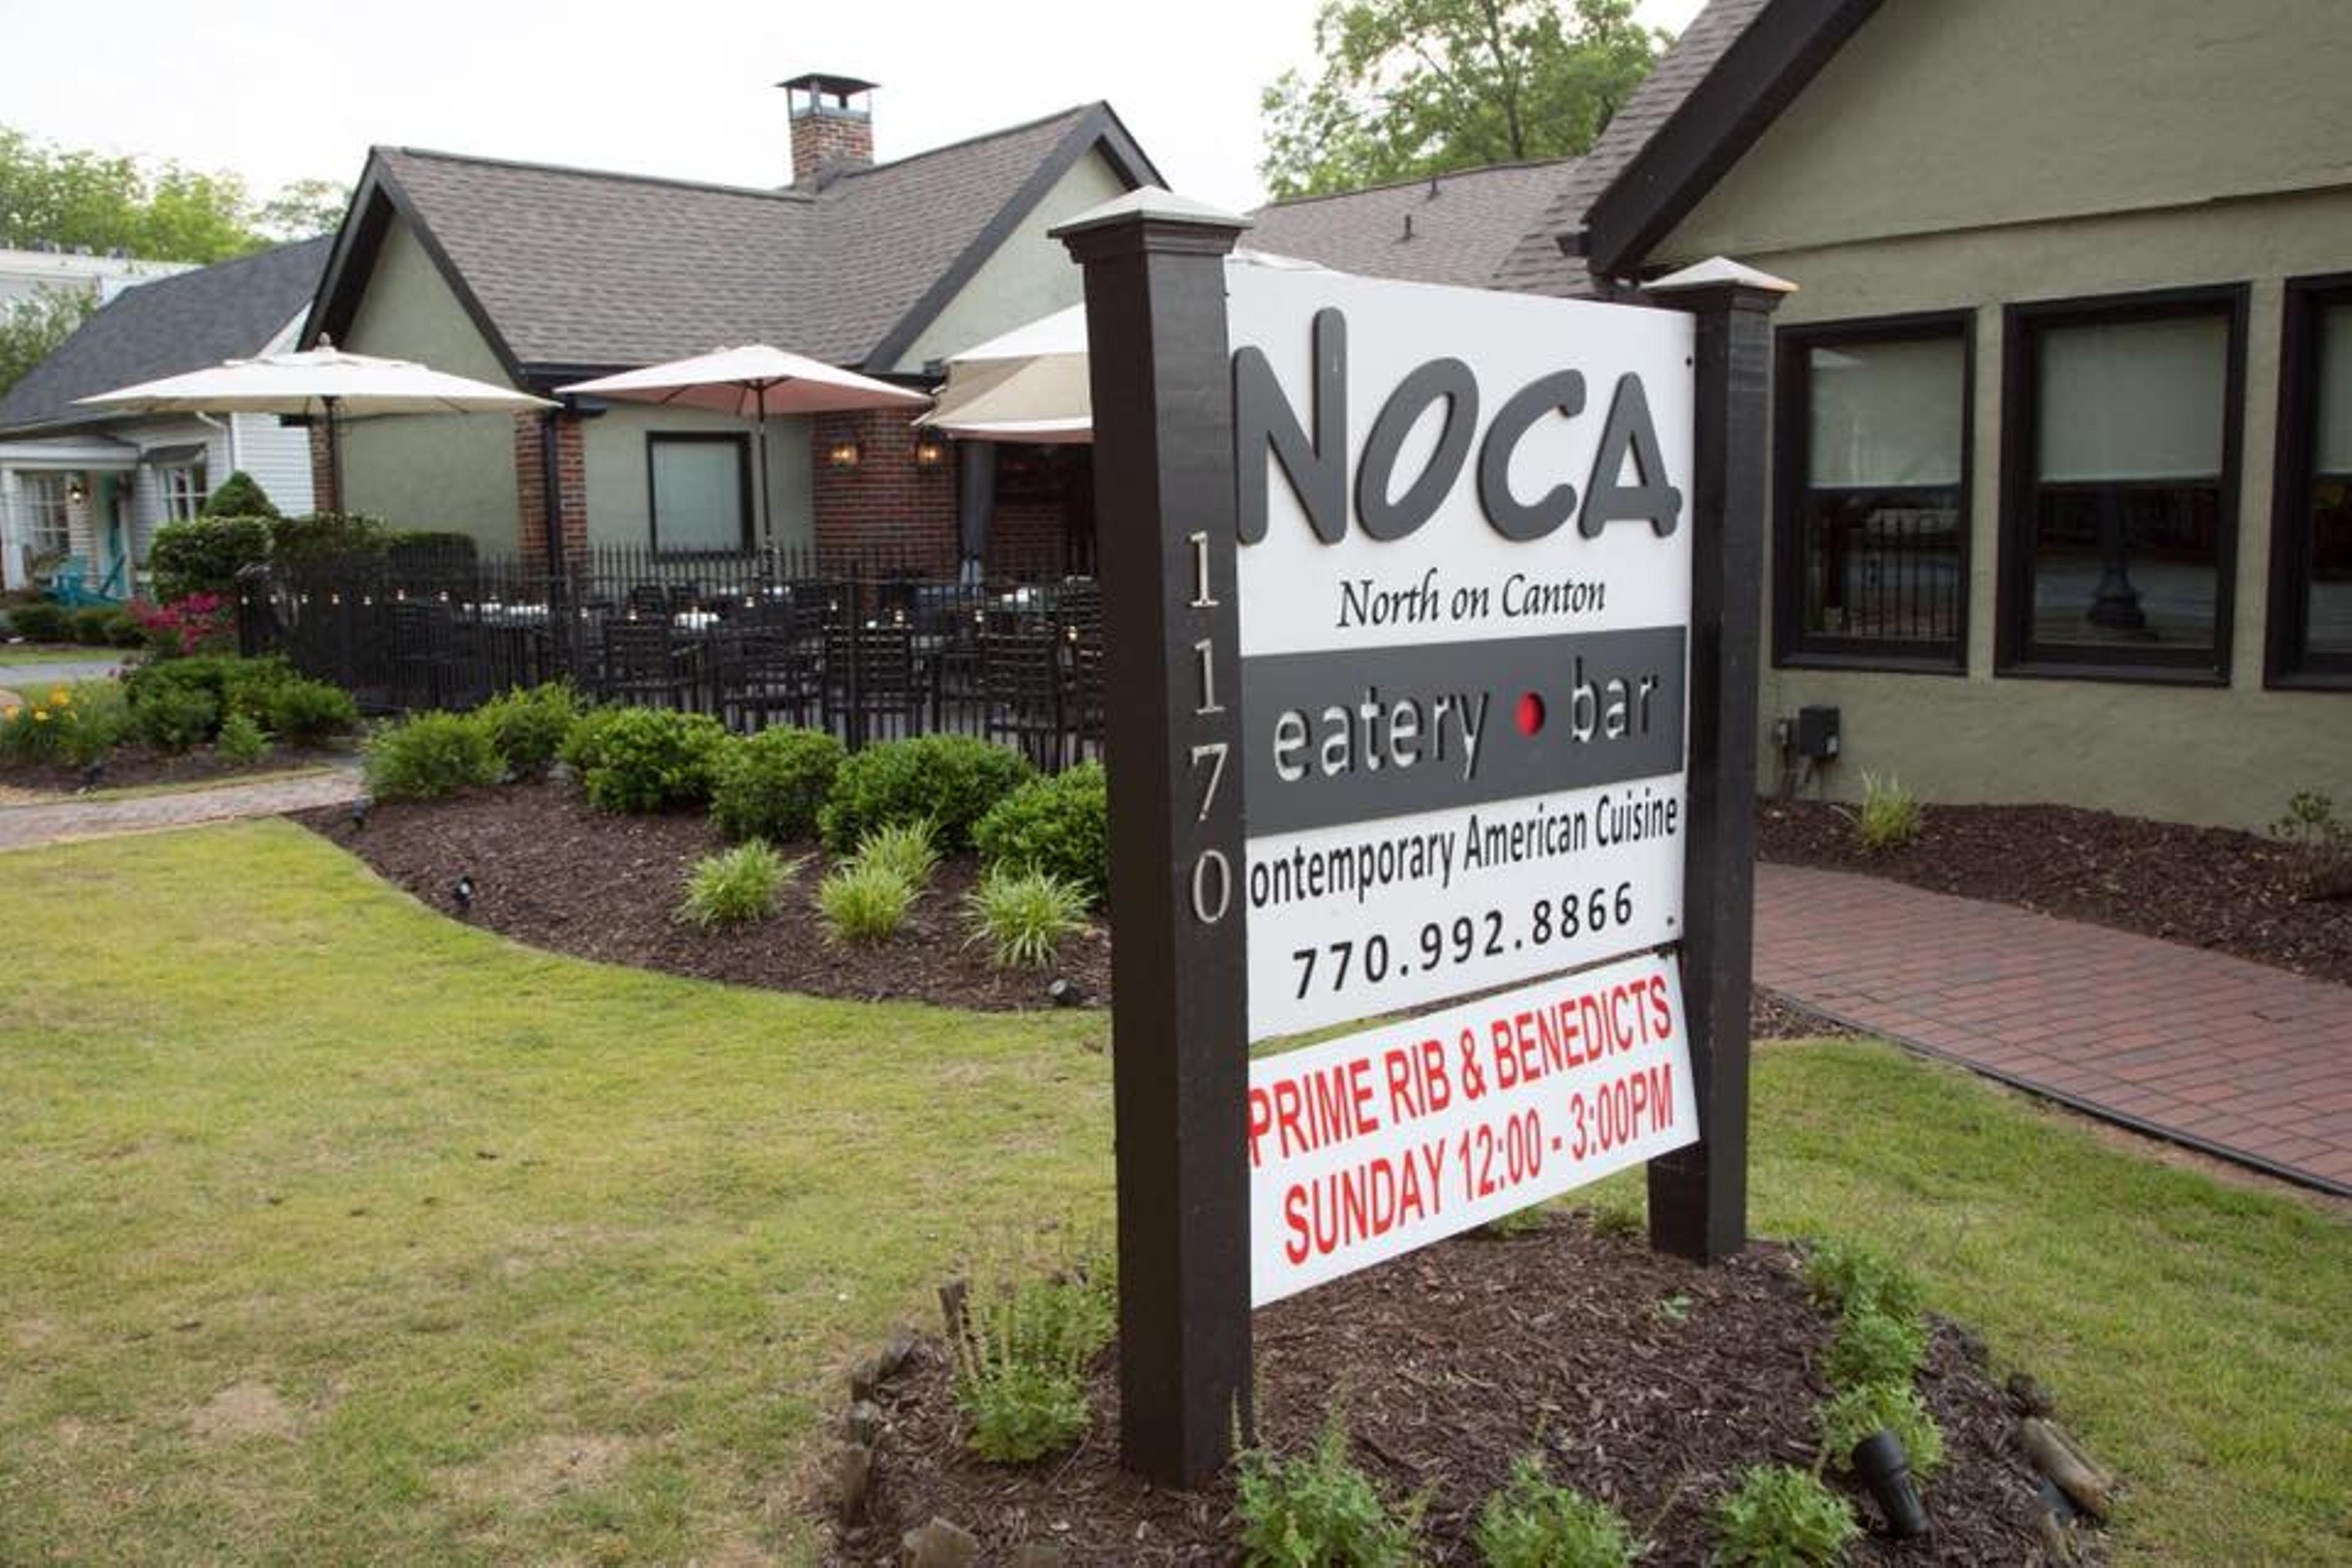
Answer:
[1645, 257, 1799, 295]
[1050, 186, 1254, 242]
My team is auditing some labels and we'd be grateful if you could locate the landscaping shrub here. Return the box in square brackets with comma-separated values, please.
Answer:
[963, 866, 1089, 968]
[200, 470, 281, 519]
[69, 605, 131, 647]
[129, 592, 236, 656]
[1855, 771, 1922, 851]
[818, 733, 1033, 853]
[1802, 1239, 1926, 1323]
[556, 704, 629, 776]
[973, 760, 1108, 903]
[6, 600, 71, 643]
[1473, 1454, 1642, 1568]
[1709, 1464, 1858, 1567]
[575, 707, 730, 812]
[708, 726, 843, 845]
[815, 861, 916, 943]
[148, 516, 271, 601]
[855, 819, 940, 889]
[1233, 1411, 1423, 1568]
[132, 683, 219, 752]
[1816, 1380, 1946, 1481]
[2272, 790, 2352, 901]
[1821, 1302, 1928, 1390]
[363, 710, 502, 800]
[262, 677, 359, 745]
[125, 654, 303, 741]
[677, 842, 799, 929]
[266, 511, 383, 562]
[476, 682, 582, 777]
[215, 710, 273, 768]
[949, 1259, 1115, 1464]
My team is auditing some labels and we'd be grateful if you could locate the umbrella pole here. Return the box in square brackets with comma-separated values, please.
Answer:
[325, 395, 345, 515]
[755, 404, 773, 552]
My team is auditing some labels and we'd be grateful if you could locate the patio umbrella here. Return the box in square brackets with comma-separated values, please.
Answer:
[75, 339, 556, 509]
[558, 345, 930, 547]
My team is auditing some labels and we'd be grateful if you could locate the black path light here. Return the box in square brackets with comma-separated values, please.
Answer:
[450, 875, 475, 914]
[1852, 1428, 1932, 1539]
[349, 794, 371, 832]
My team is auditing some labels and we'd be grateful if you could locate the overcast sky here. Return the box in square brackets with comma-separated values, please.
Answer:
[3, 0, 1706, 221]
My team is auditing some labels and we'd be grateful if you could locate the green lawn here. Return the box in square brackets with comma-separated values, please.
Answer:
[1, 821, 2345, 1564]
[0, 646, 112, 668]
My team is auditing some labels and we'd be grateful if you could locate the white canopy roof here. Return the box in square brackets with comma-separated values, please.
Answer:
[557, 344, 929, 416]
[77, 344, 554, 418]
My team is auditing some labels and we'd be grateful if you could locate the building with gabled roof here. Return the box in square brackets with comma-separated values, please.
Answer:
[305, 83, 1158, 570]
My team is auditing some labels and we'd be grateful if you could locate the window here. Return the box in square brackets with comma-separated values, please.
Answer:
[647, 434, 750, 552]
[158, 461, 207, 522]
[1999, 287, 2246, 679]
[2268, 275, 2352, 686]
[19, 473, 71, 559]
[1774, 314, 1972, 668]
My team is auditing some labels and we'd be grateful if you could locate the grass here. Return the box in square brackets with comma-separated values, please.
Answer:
[0, 645, 105, 667]
[0, 823, 2346, 1563]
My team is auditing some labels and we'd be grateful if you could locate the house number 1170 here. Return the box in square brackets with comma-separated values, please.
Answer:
[1185, 529, 1232, 926]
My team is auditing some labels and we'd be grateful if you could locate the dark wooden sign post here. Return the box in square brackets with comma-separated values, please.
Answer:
[1059, 190, 1787, 1483]
[1055, 192, 1254, 1486]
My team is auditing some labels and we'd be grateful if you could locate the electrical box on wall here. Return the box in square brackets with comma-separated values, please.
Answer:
[1796, 705, 1841, 760]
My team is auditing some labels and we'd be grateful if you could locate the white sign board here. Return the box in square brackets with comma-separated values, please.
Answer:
[1228, 268, 1697, 1040]
[1248, 949, 1698, 1305]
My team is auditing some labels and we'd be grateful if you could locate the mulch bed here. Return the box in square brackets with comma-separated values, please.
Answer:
[836, 1213, 2082, 1566]
[1757, 799, 2351, 986]
[0, 743, 348, 795]
[295, 780, 1112, 1013]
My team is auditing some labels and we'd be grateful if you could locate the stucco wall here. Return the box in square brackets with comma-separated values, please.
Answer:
[1648, 0, 2352, 830]
[891, 149, 1127, 373]
[336, 217, 521, 548]
[580, 402, 815, 552]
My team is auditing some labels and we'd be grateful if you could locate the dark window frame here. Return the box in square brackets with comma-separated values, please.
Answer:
[1772, 310, 1975, 674]
[644, 432, 753, 555]
[1996, 284, 2248, 685]
[2266, 272, 2352, 690]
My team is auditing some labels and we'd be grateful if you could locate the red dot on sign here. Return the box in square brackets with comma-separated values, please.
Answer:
[1515, 691, 1546, 736]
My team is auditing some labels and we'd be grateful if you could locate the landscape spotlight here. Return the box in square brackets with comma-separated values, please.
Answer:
[451, 875, 475, 914]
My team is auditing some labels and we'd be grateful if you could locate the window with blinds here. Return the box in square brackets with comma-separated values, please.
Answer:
[649, 435, 750, 553]
[2269, 279, 2352, 684]
[1773, 315, 1970, 668]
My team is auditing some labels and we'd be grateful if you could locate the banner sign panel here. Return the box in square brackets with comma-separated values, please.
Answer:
[1248, 949, 1697, 1305]
[1227, 267, 1697, 1041]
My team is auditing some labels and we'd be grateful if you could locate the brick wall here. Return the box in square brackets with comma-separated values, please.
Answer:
[810, 409, 958, 567]
[513, 412, 588, 570]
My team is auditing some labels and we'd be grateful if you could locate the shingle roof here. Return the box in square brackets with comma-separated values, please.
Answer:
[1245, 160, 1581, 290]
[1491, 0, 1771, 296]
[350, 104, 1139, 378]
[0, 237, 331, 435]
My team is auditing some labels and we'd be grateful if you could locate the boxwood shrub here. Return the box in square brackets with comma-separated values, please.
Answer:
[363, 710, 502, 799]
[148, 516, 272, 601]
[123, 655, 356, 749]
[710, 725, 844, 844]
[972, 760, 1107, 903]
[818, 733, 1033, 854]
[6, 601, 72, 643]
[573, 707, 730, 813]
[476, 682, 582, 777]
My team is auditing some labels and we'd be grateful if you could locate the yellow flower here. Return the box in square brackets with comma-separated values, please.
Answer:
[2, 706, 17, 721]
[32, 709, 51, 723]
[48, 688, 70, 706]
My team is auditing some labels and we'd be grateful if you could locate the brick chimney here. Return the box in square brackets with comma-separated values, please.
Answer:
[781, 73, 877, 189]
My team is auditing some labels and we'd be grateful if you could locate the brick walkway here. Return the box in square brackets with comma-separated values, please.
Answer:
[0, 767, 362, 852]
[1755, 863, 2352, 1197]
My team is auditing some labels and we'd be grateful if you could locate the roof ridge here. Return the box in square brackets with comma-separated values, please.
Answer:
[820, 102, 1099, 188]
[375, 145, 814, 203]
[1254, 156, 1582, 211]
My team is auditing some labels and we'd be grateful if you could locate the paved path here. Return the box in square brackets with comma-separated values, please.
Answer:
[1755, 862, 2352, 1196]
[0, 767, 363, 851]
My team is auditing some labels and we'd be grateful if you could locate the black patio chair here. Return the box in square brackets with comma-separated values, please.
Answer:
[596, 619, 701, 709]
[981, 630, 1065, 771]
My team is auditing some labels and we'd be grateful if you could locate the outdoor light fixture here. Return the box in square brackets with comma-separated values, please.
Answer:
[66, 477, 86, 505]
[912, 432, 946, 467]
[350, 796, 372, 832]
[451, 875, 475, 914]
[1851, 1430, 1931, 1539]
[827, 437, 862, 469]
[1047, 977, 1088, 1008]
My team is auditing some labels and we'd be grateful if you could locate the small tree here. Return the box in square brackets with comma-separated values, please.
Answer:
[200, 470, 280, 519]
[0, 283, 96, 397]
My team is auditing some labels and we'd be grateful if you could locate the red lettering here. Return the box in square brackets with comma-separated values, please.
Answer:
[1383, 1046, 1419, 1120]
[1273, 1077, 1304, 1160]
[1648, 973, 1673, 1038]
[1490, 1018, 1518, 1089]
[1284, 1183, 1310, 1264]
[1420, 1038, 1452, 1112]
[1248, 1085, 1273, 1167]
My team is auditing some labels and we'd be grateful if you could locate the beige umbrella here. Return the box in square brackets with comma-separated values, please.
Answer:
[77, 339, 555, 506]
[560, 345, 930, 546]
[920, 305, 1091, 443]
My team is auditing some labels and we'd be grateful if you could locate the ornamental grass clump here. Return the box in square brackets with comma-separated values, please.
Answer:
[1854, 771, 1922, 852]
[363, 710, 502, 800]
[1233, 1410, 1424, 1568]
[854, 818, 941, 889]
[1709, 1463, 1858, 1568]
[1473, 1454, 1642, 1568]
[677, 842, 801, 930]
[815, 861, 916, 944]
[963, 866, 1089, 968]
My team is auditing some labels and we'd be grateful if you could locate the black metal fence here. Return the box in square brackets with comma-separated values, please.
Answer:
[236, 541, 1105, 771]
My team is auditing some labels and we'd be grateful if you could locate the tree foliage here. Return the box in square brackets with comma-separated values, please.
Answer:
[0, 125, 347, 263]
[1259, 0, 1665, 198]
[0, 282, 97, 397]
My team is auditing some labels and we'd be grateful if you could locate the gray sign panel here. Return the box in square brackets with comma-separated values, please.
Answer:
[1240, 625, 1686, 835]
